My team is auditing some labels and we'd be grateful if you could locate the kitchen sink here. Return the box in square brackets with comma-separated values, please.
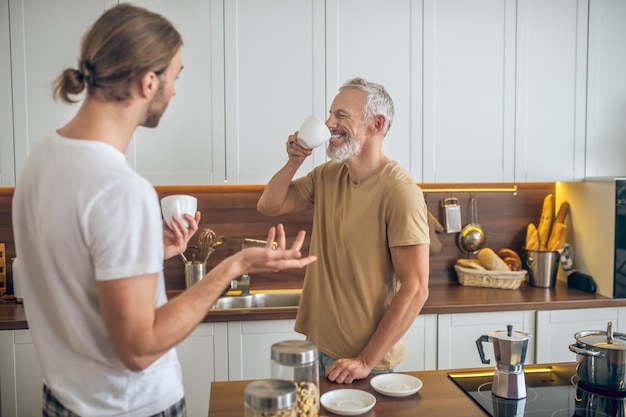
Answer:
[211, 292, 301, 309]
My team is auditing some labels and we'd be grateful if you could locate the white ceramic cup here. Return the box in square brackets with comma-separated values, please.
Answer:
[160, 194, 197, 229]
[297, 115, 331, 149]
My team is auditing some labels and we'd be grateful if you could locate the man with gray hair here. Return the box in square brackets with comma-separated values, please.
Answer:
[258, 77, 430, 383]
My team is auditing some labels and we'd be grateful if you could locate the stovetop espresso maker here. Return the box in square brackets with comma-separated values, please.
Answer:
[476, 324, 532, 399]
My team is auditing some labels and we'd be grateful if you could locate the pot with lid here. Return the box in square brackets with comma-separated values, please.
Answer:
[569, 322, 626, 390]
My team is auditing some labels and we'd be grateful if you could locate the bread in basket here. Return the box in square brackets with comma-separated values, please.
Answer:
[454, 264, 527, 290]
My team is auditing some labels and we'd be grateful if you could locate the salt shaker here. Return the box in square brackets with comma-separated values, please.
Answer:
[271, 340, 319, 417]
[244, 379, 296, 417]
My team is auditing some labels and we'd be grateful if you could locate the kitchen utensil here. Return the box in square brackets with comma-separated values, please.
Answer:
[320, 389, 376, 416]
[476, 324, 532, 399]
[458, 193, 486, 255]
[559, 243, 597, 293]
[370, 374, 422, 397]
[442, 197, 463, 233]
[525, 249, 560, 287]
[569, 321, 626, 390]
[198, 228, 216, 263]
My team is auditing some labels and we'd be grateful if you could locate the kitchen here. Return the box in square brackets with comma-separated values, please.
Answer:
[1, 0, 626, 416]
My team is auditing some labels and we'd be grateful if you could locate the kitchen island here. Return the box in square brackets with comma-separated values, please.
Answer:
[208, 366, 489, 417]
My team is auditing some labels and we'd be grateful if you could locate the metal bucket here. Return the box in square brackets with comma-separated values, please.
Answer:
[525, 250, 560, 288]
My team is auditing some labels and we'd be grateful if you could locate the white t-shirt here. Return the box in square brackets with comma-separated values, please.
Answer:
[12, 132, 184, 416]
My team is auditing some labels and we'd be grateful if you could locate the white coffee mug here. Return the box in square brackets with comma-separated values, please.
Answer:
[160, 194, 197, 229]
[297, 115, 331, 149]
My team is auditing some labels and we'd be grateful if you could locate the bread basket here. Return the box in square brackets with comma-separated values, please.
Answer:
[454, 265, 527, 290]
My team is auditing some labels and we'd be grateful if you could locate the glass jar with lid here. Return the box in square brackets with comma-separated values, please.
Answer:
[271, 340, 319, 417]
[244, 379, 296, 417]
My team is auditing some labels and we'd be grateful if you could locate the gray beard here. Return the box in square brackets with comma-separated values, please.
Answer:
[326, 135, 361, 162]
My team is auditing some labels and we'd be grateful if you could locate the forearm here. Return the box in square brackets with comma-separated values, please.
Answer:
[358, 283, 429, 370]
[257, 160, 301, 215]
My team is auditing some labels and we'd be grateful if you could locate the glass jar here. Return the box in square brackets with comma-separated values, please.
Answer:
[244, 379, 296, 417]
[271, 340, 319, 417]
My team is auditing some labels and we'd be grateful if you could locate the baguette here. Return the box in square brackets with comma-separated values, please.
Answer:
[497, 248, 522, 271]
[554, 201, 570, 225]
[477, 248, 511, 271]
[537, 194, 554, 250]
[525, 223, 540, 250]
[547, 222, 567, 251]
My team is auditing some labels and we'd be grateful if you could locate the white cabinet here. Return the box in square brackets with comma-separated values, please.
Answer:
[128, 0, 225, 185]
[227, 319, 302, 380]
[423, 0, 516, 183]
[423, 0, 587, 183]
[437, 310, 536, 369]
[223, 0, 326, 184]
[0, 0, 14, 186]
[395, 314, 438, 372]
[0, 330, 43, 417]
[326, 0, 421, 181]
[8, 0, 114, 185]
[535, 307, 626, 364]
[176, 323, 228, 417]
[513, 0, 588, 182]
[585, 0, 626, 178]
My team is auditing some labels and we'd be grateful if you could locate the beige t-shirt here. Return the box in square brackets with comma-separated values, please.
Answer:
[292, 160, 429, 369]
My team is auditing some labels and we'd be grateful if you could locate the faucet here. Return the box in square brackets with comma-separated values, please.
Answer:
[229, 238, 277, 296]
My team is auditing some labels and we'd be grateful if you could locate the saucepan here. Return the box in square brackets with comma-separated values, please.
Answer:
[569, 322, 626, 390]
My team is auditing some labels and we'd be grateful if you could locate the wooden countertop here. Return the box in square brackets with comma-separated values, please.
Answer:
[209, 367, 489, 417]
[3, 281, 626, 330]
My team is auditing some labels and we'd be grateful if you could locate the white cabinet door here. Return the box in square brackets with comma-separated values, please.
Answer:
[437, 310, 536, 369]
[128, 0, 225, 185]
[0, 0, 14, 186]
[227, 319, 302, 380]
[513, 0, 588, 182]
[176, 323, 228, 417]
[326, 0, 422, 181]
[423, 0, 516, 183]
[8, 0, 115, 185]
[395, 314, 437, 372]
[585, 0, 626, 178]
[535, 307, 626, 364]
[0, 330, 43, 417]
[223, 0, 326, 184]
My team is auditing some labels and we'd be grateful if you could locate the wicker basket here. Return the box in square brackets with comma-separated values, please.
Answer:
[454, 265, 527, 290]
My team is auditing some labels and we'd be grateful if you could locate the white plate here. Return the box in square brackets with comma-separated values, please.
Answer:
[320, 389, 376, 416]
[370, 373, 423, 397]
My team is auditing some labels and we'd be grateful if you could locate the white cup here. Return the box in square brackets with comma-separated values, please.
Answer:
[297, 115, 331, 149]
[160, 194, 197, 229]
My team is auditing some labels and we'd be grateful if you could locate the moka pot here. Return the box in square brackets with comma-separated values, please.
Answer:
[476, 324, 532, 399]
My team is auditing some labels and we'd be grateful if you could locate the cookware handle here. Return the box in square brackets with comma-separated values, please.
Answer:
[569, 344, 603, 357]
[476, 335, 491, 364]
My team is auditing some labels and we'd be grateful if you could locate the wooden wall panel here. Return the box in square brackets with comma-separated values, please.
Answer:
[0, 183, 555, 294]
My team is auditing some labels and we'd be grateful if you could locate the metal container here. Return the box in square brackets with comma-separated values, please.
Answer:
[569, 322, 626, 390]
[525, 250, 560, 287]
[244, 379, 296, 417]
[184, 261, 206, 289]
[271, 340, 319, 416]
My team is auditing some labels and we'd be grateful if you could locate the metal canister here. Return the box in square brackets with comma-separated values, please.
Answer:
[244, 379, 296, 417]
[271, 340, 319, 417]
[442, 197, 462, 233]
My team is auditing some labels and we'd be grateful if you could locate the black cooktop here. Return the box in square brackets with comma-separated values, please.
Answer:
[448, 363, 626, 417]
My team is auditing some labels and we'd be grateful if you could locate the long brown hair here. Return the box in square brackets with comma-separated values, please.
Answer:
[54, 3, 182, 103]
